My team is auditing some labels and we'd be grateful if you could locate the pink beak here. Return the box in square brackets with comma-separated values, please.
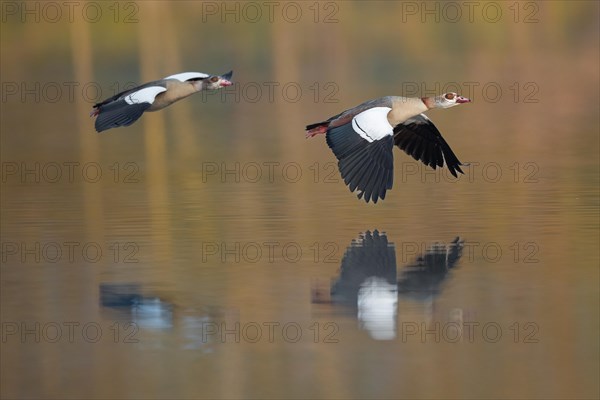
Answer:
[456, 96, 471, 104]
[220, 79, 233, 87]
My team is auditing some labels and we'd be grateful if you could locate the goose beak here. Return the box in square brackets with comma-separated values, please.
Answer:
[456, 95, 471, 104]
[219, 70, 233, 86]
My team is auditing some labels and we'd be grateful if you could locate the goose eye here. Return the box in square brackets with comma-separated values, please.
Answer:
[209, 76, 218, 83]
[445, 93, 455, 100]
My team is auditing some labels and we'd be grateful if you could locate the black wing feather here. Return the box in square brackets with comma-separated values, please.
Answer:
[327, 123, 394, 203]
[95, 101, 151, 133]
[361, 147, 386, 203]
[393, 114, 464, 177]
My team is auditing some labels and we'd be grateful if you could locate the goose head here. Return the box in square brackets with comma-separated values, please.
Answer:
[432, 92, 471, 108]
[204, 71, 233, 90]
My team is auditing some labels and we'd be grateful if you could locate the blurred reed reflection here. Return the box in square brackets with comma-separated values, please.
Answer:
[312, 231, 464, 340]
[138, 2, 174, 266]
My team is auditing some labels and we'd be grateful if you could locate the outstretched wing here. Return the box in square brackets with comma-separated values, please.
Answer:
[326, 107, 395, 203]
[94, 86, 167, 132]
[393, 114, 464, 177]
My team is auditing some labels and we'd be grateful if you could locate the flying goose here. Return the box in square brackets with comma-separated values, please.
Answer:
[91, 71, 233, 132]
[306, 93, 470, 203]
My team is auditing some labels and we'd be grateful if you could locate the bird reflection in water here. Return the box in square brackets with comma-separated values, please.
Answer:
[99, 283, 237, 350]
[99, 283, 174, 330]
[312, 231, 464, 340]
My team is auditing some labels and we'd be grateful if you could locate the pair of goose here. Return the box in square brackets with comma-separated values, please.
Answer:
[92, 70, 470, 203]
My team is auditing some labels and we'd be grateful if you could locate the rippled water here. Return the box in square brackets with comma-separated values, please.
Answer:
[1, 2, 599, 399]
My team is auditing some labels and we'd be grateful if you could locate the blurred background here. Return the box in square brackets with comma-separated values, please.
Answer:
[1, 1, 598, 399]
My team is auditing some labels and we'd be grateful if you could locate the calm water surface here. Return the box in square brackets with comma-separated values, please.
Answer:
[2, 133, 597, 399]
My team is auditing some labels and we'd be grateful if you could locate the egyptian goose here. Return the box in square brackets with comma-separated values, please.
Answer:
[306, 93, 470, 203]
[91, 71, 233, 132]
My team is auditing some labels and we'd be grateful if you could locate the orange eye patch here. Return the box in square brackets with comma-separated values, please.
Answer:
[445, 93, 455, 100]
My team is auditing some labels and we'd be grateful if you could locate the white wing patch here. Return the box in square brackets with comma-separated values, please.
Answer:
[351, 107, 394, 143]
[417, 113, 431, 122]
[163, 72, 209, 82]
[124, 86, 167, 105]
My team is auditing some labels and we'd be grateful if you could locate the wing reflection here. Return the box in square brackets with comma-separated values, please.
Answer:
[331, 230, 397, 305]
[397, 237, 464, 300]
[312, 231, 464, 340]
[332, 231, 398, 340]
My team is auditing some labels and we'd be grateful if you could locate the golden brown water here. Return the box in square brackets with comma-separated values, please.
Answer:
[1, 1, 599, 399]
